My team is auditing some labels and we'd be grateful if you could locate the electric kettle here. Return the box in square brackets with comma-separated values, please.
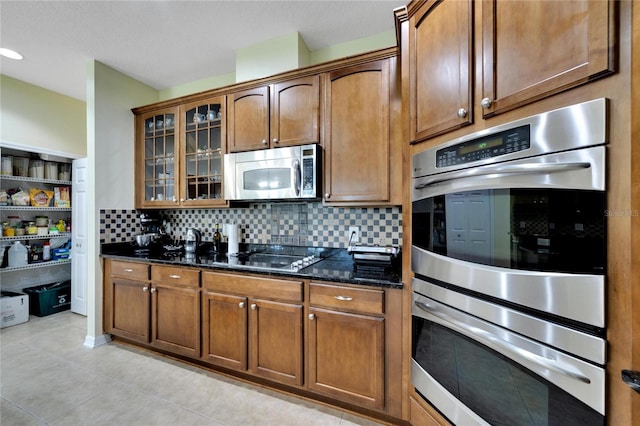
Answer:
[184, 228, 201, 253]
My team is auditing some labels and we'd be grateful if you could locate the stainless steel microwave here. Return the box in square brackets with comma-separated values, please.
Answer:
[223, 144, 322, 201]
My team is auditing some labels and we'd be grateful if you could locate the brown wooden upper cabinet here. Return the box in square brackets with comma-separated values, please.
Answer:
[324, 59, 391, 204]
[135, 107, 181, 208]
[179, 96, 227, 206]
[408, 0, 616, 143]
[227, 75, 321, 152]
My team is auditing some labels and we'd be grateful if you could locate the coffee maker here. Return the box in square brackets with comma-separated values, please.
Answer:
[138, 212, 161, 234]
[185, 228, 201, 254]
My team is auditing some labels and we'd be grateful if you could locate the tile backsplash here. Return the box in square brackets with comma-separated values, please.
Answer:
[100, 203, 402, 249]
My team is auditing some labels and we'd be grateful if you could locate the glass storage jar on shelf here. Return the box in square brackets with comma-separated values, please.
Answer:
[139, 108, 178, 207]
[181, 97, 226, 206]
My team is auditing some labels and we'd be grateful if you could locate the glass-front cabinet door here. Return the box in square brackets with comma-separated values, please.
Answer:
[136, 108, 180, 208]
[180, 97, 227, 206]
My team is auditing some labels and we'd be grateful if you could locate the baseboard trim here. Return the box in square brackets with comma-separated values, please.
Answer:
[84, 334, 112, 348]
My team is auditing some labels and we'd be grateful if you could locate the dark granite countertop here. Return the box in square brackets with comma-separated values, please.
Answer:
[101, 242, 403, 289]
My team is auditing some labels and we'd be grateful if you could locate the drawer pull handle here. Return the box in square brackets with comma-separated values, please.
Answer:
[334, 296, 353, 301]
[169, 274, 181, 279]
[124, 269, 134, 272]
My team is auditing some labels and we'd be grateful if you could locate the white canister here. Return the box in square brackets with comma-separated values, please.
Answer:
[29, 160, 44, 178]
[1, 156, 12, 176]
[45, 162, 58, 180]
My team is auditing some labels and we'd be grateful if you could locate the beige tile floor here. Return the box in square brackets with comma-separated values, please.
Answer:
[1, 311, 386, 426]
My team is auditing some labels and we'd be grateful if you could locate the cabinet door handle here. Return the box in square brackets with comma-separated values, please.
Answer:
[142, 286, 149, 292]
[457, 108, 467, 118]
[308, 313, 315, 320]
[150, 288, 156, 293]
[124, 268, 134, 272]
[180, 198, 185, 202]
[262, 139, 267, 145]
[238, 302, 245, 309]
[324, 193, 330, 199]
[169, 274, 181, 279]
[272, 138, 279, 144]
[250, 303, 257, 310]
[480, 97, 492, 108]
[334, 295, 353, 301]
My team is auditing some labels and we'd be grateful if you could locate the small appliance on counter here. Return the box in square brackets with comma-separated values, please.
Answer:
[131, 212, 163, 253]
[347, 245, 400, 271]
[138, 211, 161, 234]
[185, 228, 201, 254]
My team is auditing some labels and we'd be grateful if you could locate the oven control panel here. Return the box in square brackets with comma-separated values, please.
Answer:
[436, 125, 530, 168]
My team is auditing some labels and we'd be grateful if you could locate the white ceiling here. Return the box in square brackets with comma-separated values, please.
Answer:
[0, 0, 406, 101]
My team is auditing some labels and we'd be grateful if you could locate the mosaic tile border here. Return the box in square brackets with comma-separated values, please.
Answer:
[100, 203, 402, 249]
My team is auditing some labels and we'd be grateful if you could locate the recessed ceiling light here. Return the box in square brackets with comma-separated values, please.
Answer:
[0, 48, 23, 60]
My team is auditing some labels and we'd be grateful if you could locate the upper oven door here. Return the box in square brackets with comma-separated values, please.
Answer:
[411, 146, 606, 328]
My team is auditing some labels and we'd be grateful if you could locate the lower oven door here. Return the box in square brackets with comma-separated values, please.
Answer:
[412, 291, 605, 426]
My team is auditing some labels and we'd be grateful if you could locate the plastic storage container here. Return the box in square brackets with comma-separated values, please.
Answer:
[45, 162, 58, 180]
[12, 157, 30, 177]
[29, 160, 44, 178]
[1, 156, 12, 176]
[58, 163, 71, 181]
[23, 281, 71, 317]
[8, 241, 29, 267]
[1, 291, 29, 328]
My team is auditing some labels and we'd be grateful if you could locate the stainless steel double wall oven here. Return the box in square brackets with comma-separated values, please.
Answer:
[411, 99, 608, 425]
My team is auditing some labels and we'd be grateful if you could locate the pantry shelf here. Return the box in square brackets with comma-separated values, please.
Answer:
[0, 176, 72, 185]
[0, 233, 72, 242]
[0, 206, 72, 212]
[0, 259, 71, 273]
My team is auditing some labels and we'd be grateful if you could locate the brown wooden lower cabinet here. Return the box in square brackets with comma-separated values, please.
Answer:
[202, 291, 248, 370]
[307, 282, 386, 410]
[105, 260, 151, 343]
[410, 395, 448, 426]
[249, 298, 303, 386]
[307, 307, 385, 410]
[201, 271, 304, 387]
[105, 261, 201, 358]
[108, 277, 151, 343]
[104, 260, 401, 419]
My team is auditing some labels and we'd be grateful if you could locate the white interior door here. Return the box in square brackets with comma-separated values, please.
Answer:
[71, 158, 88, 315]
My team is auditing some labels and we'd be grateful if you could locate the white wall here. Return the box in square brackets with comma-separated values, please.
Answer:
[0, 75, 86, 156]
[85, 61, 158, 342]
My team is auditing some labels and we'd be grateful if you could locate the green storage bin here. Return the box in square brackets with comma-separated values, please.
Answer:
[23, 280, 71, 317]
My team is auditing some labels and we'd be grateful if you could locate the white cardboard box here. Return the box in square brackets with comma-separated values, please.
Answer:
[1, 291, 29, 328]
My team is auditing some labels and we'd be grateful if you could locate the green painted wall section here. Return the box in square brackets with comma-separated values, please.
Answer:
[0, 74, 87, 156]
[310, 30, 396, 64]
[158, 30, 393, 100]
[235, 32, 311, 83]
[159, 72, 236, 101]
[88, 60, 158, 210]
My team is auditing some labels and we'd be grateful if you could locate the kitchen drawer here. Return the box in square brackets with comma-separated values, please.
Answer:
[310, 282, 384, 315]
[152, 265, 200, 288]
[110, 260, 149, 281]
[202, 272, 303, 302]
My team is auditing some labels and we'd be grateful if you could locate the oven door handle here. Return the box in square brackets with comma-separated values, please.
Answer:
[414, 300, 592, 384]
[414, 162, 591, 190]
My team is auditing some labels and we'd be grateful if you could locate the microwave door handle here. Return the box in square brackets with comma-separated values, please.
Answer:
[414, 162, 591, 190]
[292, 159, 301, 196]
[414, 300, 592, 384]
